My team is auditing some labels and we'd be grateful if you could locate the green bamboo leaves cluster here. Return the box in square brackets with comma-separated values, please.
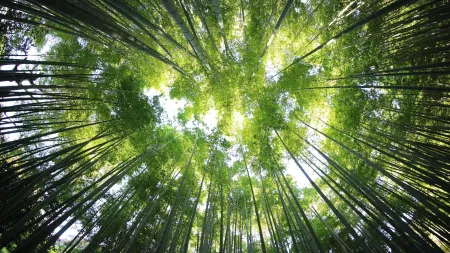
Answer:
[0, 0, 449, 252]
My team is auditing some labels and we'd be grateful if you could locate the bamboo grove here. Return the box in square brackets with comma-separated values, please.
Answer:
[0, 0, 449, 252]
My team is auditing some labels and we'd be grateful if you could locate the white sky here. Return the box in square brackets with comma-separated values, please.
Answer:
[144, 87, 187, 124]
[144, 87, 219, 133]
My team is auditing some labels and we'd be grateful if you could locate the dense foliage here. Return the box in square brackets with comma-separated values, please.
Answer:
[1, 0, 449, 252]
